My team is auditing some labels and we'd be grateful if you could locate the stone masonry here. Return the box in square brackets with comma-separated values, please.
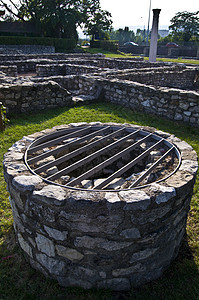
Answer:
[3, 122, 198, 291]
[0, 53, 198, 127]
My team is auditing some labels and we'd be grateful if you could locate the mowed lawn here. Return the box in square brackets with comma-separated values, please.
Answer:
[0, 102, 199, 300]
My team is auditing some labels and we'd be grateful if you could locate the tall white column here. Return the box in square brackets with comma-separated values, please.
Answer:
[149, 9, 161, 62]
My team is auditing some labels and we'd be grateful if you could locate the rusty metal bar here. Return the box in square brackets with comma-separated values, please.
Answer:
[27, 126, 109, 164]
[28, 127, 86, 148]
[66, 132, 153, 187]
[129, 146, 174, 188]
[28, 126, 92, 154]
[47, 129, 141, 181]
[34, 127, 124, 174]
[93, 138, 164, 190]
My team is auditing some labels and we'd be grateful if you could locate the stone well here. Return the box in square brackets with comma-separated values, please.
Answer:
[3, 122, 198, 291]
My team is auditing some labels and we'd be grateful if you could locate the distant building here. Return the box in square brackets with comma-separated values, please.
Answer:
[158, 30, 169, 38]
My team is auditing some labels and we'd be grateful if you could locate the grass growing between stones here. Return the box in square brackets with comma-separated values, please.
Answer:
[0, 102, 199, 300]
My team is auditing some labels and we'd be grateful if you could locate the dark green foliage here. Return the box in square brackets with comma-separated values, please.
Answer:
[169, 11, 199, 42]
[90, 40, 101, 48]
[0, 0, 113, 42]
[82, 1, 112, 41]
[0, 103, 9, 131]
[0, 36, 76, 51]
[90, 40, 118, 51]
[100, 40, 118, 52]
[110, 27, 136, 45]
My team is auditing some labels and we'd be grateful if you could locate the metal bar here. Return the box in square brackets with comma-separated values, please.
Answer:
[34, 127, 124, 174]
[28, 127, 83, 149]
[93, 138, 164, 190]
[47, 129, 141, 181]
[129, 146, 174, 188]
[66, 132, 153, 187]
[27, 126, 108, 164]
[28, 126, 92, 154]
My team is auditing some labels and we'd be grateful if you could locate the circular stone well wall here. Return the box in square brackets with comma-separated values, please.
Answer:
[3, 122, 198, 291]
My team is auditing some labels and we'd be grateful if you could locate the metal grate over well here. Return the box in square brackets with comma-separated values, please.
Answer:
[25, 124, 181, 191]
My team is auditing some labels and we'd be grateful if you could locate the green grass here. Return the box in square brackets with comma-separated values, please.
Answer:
[85, 47, 199, 64]
[0, 103, 199, 299]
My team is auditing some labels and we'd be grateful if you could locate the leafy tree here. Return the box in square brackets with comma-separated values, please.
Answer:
[0, 0, 112, 41]
[110, 27, 135, 44]
[135, 28, 147, 45]
[169, 11, 199, 42]
[81, 0, 112, 40]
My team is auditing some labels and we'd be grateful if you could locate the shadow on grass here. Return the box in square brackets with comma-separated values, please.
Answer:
[8, 105, 72, 126]
[7, 102, 199, 139]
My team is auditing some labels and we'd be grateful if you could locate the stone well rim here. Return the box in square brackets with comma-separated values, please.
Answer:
[24, 122, 182, 193]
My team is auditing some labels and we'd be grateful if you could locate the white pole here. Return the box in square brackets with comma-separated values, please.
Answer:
[146, 0, 151, 45]
[149, 9, 161, 62]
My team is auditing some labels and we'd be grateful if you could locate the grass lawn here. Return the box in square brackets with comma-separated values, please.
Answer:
[0, 102, 199, 299]
[84, 47, 199, 65]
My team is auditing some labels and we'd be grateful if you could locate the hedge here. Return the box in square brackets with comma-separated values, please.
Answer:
[0, 36, 76, 52]
[90, 40, 101, 48]
[90, 40, 118, 52]
[100, 40, 119, 52]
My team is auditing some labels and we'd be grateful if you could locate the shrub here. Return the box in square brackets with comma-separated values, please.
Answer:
[0, 36, 76, 52]
[90, 40, 119, 51]
[0, 102, 9, 131]
[90, 40, 101, 48]
[101, 40, 119, 52]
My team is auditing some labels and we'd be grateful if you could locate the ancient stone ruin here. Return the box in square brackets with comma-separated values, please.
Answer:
[3, 122, 198, 290]
[0, 53, 198, 126]
[2, 53, 199, 290]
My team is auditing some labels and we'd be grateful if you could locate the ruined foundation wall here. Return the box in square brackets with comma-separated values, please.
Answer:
[72, 75, 199, 127]
[113, 68, 199, 90]
[0, 45, 55, 54]
[1, 72, 199, 127]
[0, 80, 73, 114]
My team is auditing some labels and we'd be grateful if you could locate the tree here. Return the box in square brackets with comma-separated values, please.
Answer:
[135, 28, 147, 45]
[110, 27, 135, 44]
[80, 0, 112, 40]
[169, 11, 199, 42]
[0, 0, 112, 41]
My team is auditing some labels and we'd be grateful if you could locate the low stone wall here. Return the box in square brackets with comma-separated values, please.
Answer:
[0, 65, 18, 77]
[0, 45, 55, 54]
[113, 67, 199, 90]
[0, 57, 150, 75]
[36, 62, 176, 77]
[0, 59, 100, 74]
[69, 75, 199, 127]
[103, 79, 199, 125]
[36, 64, 101, 77]
[0, 53, 198, 127]
[0, 53, 94, 62]
[1, 69, 199, 127]
[3, 123, 198, 290]
[0, 81, 73, 114]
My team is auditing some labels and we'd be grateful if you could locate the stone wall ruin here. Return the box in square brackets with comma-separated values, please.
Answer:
[0, 53, 198, 125]
[2, 53, 199, 290]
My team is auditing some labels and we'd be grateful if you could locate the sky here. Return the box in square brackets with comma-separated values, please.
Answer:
[100, 0, 199, 31]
